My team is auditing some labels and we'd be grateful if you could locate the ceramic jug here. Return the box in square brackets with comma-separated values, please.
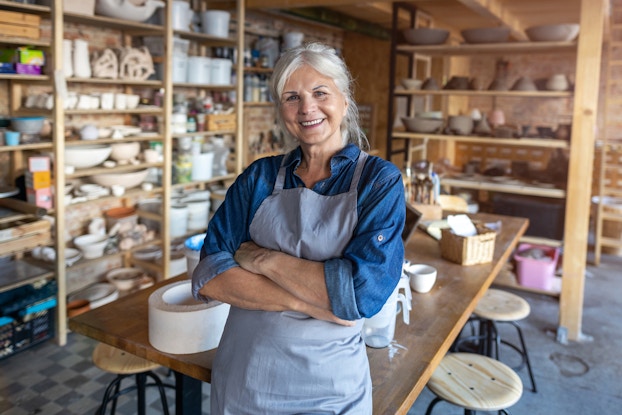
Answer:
[73, 39, 91, 78]
[361, 284, 410, 348]
[211, 137, 230, 177]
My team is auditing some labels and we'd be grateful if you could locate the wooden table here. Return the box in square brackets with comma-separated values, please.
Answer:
[69, 212, 527, 415]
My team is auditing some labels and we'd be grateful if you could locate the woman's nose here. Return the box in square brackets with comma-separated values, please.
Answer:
[298, 96, 316, 114]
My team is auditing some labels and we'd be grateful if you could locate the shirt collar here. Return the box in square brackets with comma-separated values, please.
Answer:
[282, 144, 361, 170]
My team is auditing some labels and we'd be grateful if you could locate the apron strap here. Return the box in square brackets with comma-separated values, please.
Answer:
[349, 151, 368, 192]
[274, 150, 369, 194]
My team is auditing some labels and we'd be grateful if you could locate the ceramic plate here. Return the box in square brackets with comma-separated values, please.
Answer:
[68, 283, 119, 309]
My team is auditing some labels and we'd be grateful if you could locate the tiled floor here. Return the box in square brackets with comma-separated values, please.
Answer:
[0, 333, 211, 415]
[1, 253, 621, 415]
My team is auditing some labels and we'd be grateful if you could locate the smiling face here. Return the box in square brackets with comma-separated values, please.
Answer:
[279, 65, 348, 152]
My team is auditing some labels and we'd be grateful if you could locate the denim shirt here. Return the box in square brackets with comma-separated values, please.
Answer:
[191, 144, 405, 320]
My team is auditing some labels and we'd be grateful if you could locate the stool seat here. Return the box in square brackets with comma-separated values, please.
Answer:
[474, 289, 530, 322]
[93, 343, 160, 375]
[427, 353, 523, 413]
[93, 343, 173, 415]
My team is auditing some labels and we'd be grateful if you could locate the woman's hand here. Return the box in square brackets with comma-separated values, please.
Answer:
[234, 241, 271, 275]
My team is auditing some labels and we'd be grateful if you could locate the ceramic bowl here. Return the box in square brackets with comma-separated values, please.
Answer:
[10, 116, 45, 134]
[511, 76, 538, 91]
[461, 27, 510, 44]
[73, 234, 108, 259]
[546, 74, 570, 91]
[525, 24, 580, 42]
[65, 145, 112, 169]
[104, 206, 138, 231]
[110, 141, 141, 162]
[401, 117, 444, 133]
[89, 169, 149, 189]
[448, 115, 474, 135]
[421, 77, 440, 90]
[106, 267, 145, 291]
[416, 111, 443, 119]
[400, 78, 423, 90]
[402, 28, 449, 45]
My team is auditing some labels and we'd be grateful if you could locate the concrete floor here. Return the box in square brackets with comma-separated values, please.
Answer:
[408, 252, 622, 414]
[1, 253, 621, 414]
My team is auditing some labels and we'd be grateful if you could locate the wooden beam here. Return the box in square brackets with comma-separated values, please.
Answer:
[455, 0, 527, 40]
[281, 7, 391, 39]
[558, 0, 607, 343]
[247, 0, 377, 9]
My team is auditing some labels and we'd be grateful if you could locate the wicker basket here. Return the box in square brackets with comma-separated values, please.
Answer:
[439, 224, 496, 265]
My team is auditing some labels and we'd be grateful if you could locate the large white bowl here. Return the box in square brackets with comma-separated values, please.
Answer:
[95, 0, 165, 22]
[110, 141, 141, 162]
[525, 24, 580, 42]
[89, 169, 149, 189]
[73, 234, 108, 259]
[65, 145, 112, 169]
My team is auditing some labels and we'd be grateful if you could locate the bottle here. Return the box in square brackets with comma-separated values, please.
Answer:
[174, 137, 193, 184]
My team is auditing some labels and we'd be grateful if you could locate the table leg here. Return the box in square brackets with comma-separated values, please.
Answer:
[174, 371, 203, 415]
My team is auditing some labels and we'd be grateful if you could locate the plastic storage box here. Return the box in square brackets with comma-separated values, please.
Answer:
[513, 243, 560, 291]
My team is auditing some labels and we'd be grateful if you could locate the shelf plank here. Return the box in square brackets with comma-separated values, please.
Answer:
[173, 82, 235, 90]
[63, 12, 164, 34]
[171, 173, 236, 191]
[392, 131, 569, 149]
[396, 40, 577, 56]
[172, 130, 235, 138]
[394, 89, 573, 98]
[64, 107, 163, 115]
[0, 74, 50, 82]
[65, 135, 163, 145]
[0, 0, 50, 15]
[442, 177, 566, 198]
[173, 29, 236, 47]
[66, 77, 163, 87]
[0, 141, 53, 152]
[0, 259, 54, 294]
[0, 36, 50, 47]
[65, 162, 162, 179]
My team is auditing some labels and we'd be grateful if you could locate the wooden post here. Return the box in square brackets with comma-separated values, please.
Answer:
[558, 0, 606, 343]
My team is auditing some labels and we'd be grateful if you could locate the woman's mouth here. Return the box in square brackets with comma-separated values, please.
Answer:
[300, 119, 324, 127]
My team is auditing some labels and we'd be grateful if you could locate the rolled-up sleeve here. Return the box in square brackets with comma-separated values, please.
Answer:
[324, 161, 405, 320]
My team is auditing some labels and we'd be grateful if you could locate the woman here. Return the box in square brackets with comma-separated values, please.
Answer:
[192, 42, 405, 414]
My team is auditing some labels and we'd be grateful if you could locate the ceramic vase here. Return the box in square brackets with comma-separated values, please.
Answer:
[73, 39, 92, 78]
[63, 39, 73, 78]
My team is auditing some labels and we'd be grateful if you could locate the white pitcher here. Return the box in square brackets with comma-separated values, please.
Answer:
[63, 39, 73, 78]
[73, 39, 91, 78]
[361, 284, 410, 348]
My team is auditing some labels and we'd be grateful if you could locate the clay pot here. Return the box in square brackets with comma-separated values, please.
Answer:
[444, 76, 470, 90]
[67, 299, 90, 318]
[555, 124, 571, 141]
[448, 115, 474, 135]
[488, 108, 506, 128]
[473, 115, 492, 136]
[422, 77, 440, 90]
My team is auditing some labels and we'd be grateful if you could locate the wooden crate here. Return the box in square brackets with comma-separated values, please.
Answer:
[206, 113, 236, 132]
[0, 11, 40, 40]
[0, 217, 51, 257]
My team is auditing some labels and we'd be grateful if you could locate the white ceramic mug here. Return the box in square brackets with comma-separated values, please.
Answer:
[101, 92, 114, 110]
[406, 264, 438, 294]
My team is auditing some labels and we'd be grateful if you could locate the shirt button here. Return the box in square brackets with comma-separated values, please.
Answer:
[377, 234, 384, 242]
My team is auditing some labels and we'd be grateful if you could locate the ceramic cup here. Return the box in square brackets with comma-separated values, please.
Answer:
[101, 92, 114, 110]
[4, 131, 20, 146]
[406, 264, 437, 293]
[115, 93, 127, 110]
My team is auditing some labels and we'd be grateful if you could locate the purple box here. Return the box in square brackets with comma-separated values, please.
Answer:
[15, 63, 41, 75]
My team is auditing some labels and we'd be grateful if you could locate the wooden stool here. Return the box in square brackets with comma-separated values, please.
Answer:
[425, 353, 523, 415]
[458, 289, 537, 393]
[93, 343, 173, 415]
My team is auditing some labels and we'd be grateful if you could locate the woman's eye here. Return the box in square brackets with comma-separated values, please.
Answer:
[314, 91, 327, 98]
[285, 95, 299, 102]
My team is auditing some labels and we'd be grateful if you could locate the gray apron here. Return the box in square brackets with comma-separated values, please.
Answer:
[211, 152, 371, 415]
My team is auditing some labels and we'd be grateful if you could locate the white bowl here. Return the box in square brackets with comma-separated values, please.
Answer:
[106, 267, 145, 291]
[89, 169, 149, 189]
[95, 0, 164, 22]
[402, 28, 449, 45]
[73, 234, 108, 259]
[110, 141, 141, 162]
[65, 145, 112, 169]
[525, 24, 580, 42]
[401, 117, 444, 133]
[400, 78, 423, 90]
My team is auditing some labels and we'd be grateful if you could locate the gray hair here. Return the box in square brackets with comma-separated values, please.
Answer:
[270, 42, 369, 151]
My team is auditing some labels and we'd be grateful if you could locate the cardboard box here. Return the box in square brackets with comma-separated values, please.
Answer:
[28, 156, 51, 172]
[0, 11, 40, 40]
[25, 171, 51, 190]
[26, 187, 53, 209]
